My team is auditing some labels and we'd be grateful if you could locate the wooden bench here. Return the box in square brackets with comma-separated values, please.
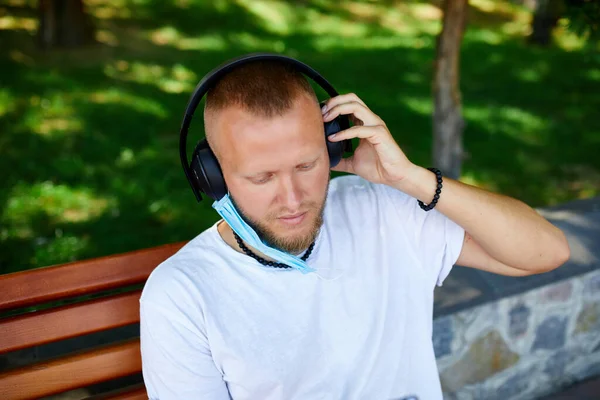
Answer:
[0, 241, 187, 400]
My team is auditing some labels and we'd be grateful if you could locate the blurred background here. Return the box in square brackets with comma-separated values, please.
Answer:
[0, 0, 598, 273]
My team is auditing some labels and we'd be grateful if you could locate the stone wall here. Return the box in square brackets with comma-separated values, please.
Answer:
[434, 268, 600, 399]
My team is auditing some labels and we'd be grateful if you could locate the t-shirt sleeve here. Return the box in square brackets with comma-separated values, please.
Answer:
[140, 269, 230, 400]
[374, 181, 465, 288]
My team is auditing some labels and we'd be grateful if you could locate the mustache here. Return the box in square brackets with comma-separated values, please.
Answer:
[270, 203, 319, 219]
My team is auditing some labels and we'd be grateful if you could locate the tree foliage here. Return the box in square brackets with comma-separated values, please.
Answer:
[563, 0, 600, 44]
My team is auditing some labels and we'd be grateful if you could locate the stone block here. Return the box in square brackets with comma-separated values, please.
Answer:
[575, 301, 600, 334]
[508, 303, 530, 339]
[583, 272, 600, 298]
[494, 369, 533, 400]
[544, 349, 576, 380]
[539, 281, 573, 303]
[532, 316, 567, 351]
[573, 360, 600, 382]
[440, 330, 519, 393]
[433, 316, 454, 359]
[463, 302, 500, 344]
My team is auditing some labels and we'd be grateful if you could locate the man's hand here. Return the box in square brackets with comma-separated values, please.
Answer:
[322, 93, 570, 276]
[322, 93, 417, 186]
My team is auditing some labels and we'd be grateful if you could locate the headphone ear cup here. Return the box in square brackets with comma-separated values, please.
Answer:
[190, 140, 228, 201]
[324, 119, 344, 168]
[324, 118, 351, 168]
[320, 101, 351, 168]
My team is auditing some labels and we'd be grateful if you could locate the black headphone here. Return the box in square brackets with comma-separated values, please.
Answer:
[179, 52, 353, 202]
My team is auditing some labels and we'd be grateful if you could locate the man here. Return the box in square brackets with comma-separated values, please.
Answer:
[139, 59, 570, 399]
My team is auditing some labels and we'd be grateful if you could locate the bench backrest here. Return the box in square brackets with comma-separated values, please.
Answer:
[0, 241, 186, 400]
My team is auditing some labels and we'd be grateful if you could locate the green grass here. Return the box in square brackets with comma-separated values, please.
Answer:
[1, 0, 599, 274]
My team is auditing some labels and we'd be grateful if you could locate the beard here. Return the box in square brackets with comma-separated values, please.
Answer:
[230, 182, 329, 255]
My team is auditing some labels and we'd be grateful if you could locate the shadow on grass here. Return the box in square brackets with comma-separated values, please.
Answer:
[0, 0, 598, 273]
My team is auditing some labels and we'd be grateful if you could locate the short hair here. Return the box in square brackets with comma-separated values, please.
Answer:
[204, 59, 318, 119]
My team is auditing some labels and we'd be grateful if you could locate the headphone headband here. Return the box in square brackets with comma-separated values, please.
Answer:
[179, 53, 343, 202]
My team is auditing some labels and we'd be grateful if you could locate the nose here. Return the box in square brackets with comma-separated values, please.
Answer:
[278, 175, 302, 211]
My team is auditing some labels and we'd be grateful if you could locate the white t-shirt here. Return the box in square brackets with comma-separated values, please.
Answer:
[140, 175, 464, 400]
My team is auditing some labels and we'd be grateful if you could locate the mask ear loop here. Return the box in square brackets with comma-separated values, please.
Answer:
[311, 266, 347, 281]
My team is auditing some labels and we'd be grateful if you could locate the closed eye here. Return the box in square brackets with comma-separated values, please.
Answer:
[248, 159, 317, 184]
[250, 174, 273, 185]
[298, 162, 316, 171]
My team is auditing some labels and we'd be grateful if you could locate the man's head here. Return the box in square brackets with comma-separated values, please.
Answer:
[204, 60, 330, 254]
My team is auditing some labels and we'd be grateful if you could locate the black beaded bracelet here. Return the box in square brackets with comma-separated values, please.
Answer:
[418, 167, 443, 211]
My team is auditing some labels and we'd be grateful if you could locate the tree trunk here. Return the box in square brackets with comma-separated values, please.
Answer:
[528, 0, 564, 46]
[433, 0, 468, 180]
[37, 0, 96, 49]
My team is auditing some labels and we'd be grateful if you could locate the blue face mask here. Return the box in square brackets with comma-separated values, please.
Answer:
[212, 194, 316, 274]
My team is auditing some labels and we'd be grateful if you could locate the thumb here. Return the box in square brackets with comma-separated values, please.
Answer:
[331, 157, 354, 174]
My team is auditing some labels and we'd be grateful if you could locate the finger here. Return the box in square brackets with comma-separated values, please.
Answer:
[322, 92, 367, 112]
[328, 124, 388, 144]
[323, 101, 383, 126]
[349, 115, 363, 127]
[330, 157, 354, 174]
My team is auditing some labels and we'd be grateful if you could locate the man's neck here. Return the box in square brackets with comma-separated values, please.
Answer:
[216, 220, 278, 262]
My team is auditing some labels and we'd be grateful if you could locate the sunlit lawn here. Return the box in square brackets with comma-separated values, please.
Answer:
[1, 0, 599, 273]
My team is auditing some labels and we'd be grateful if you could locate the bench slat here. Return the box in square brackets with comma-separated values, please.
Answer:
[0, 290, 142, 355]
[0, 241, 185, 311]
[0, 339, 141, 400]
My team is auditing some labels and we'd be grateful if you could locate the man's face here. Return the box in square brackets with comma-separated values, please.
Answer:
[207, 93, 330, 254]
